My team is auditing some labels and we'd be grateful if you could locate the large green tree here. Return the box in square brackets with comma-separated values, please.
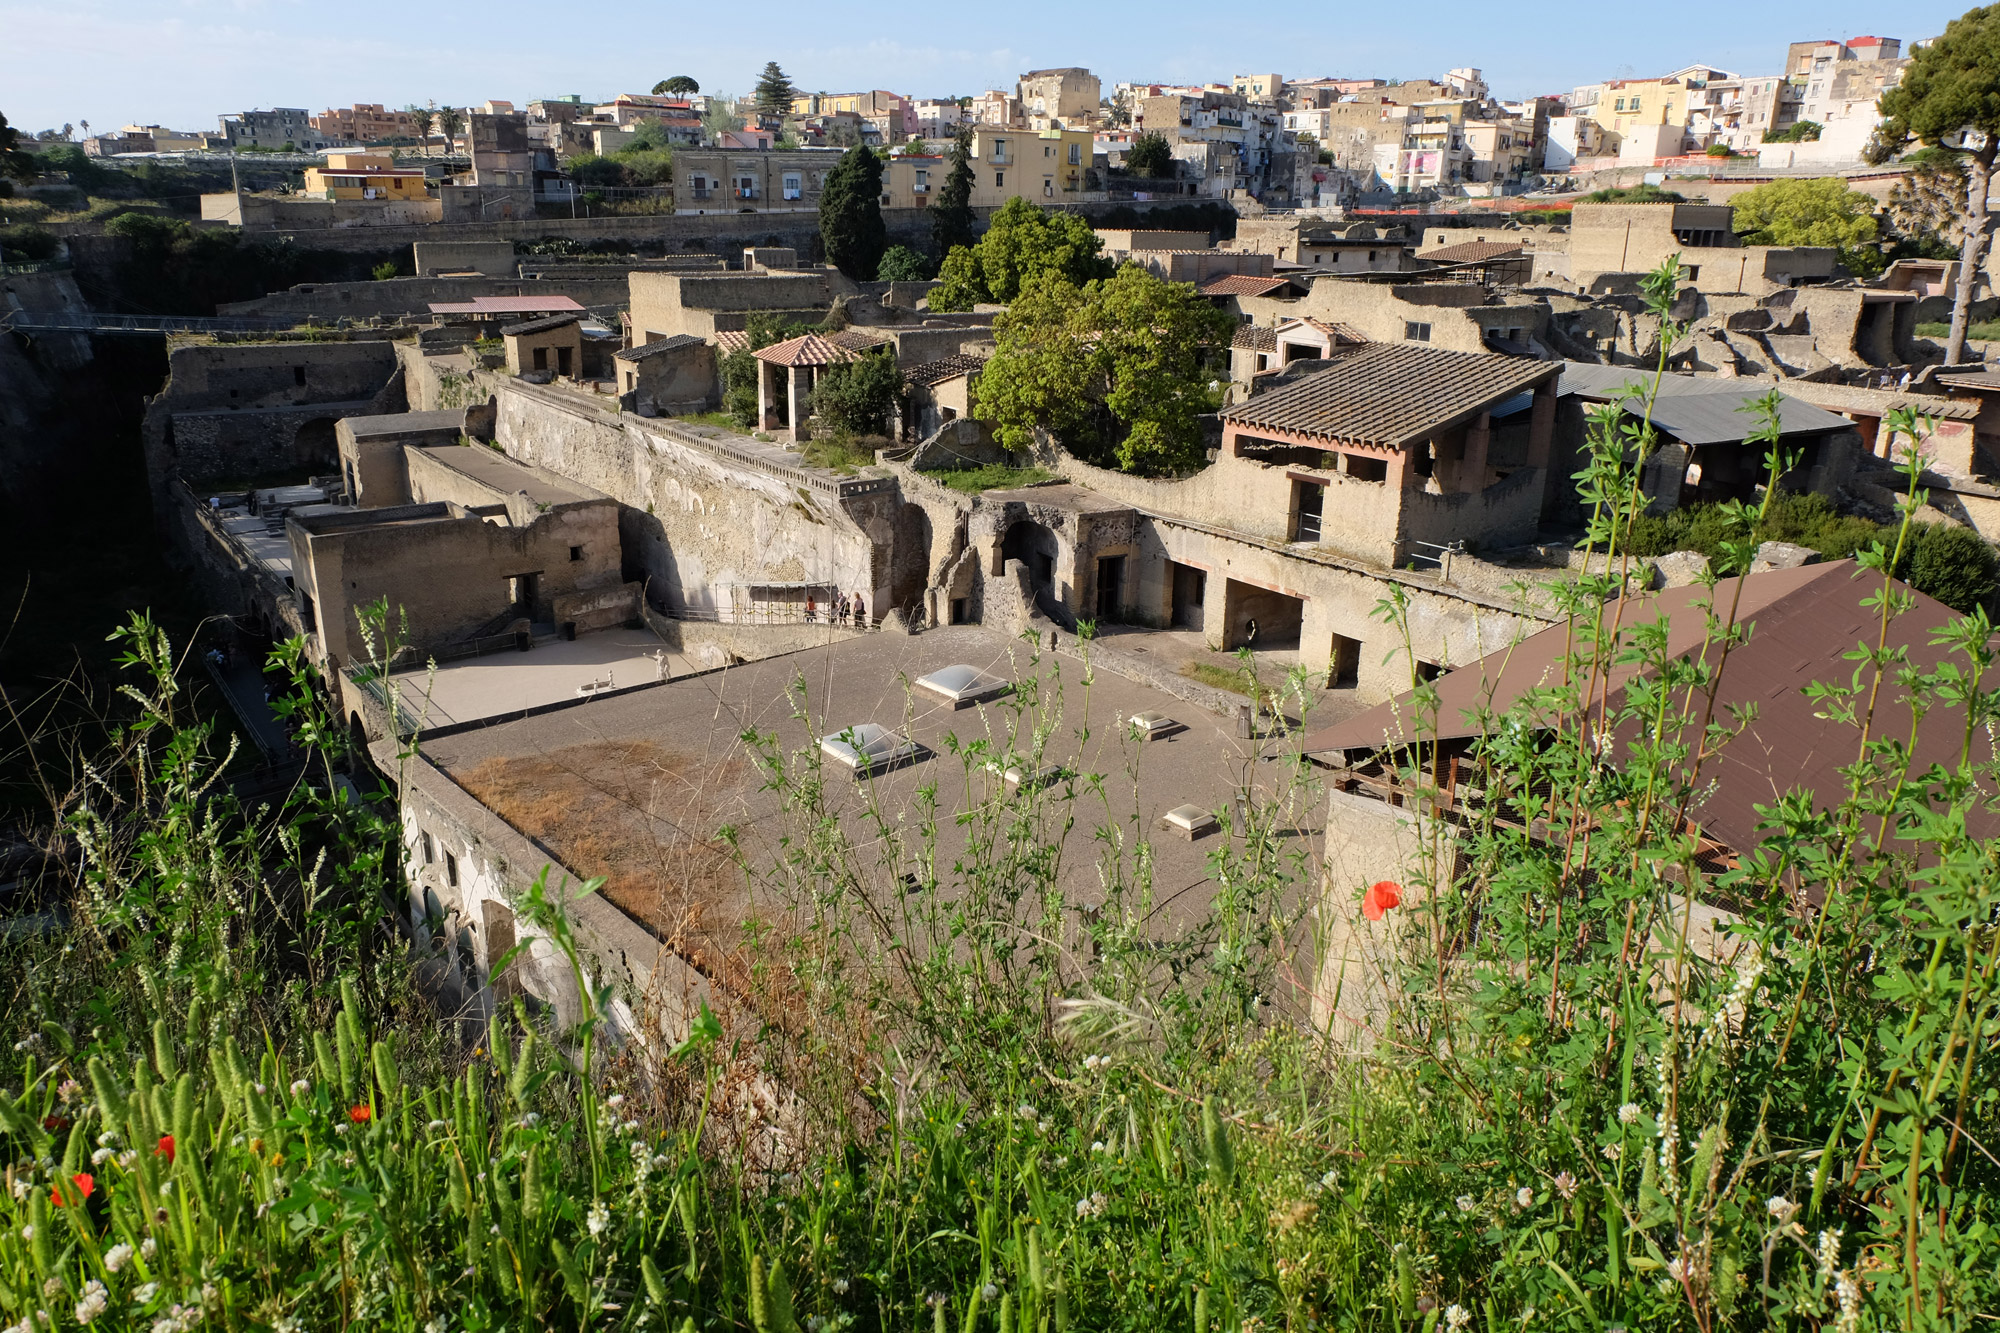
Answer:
[819, 143, 886, 280]
[653, 76, 701, 96]
[1875, 5, 2000, 363]
[928, 197, 1114, 311]
[1, 112, 40, 184]
[1729, 176, 1883, 276]
[810, 349, 903, 436]
[1125, 130, 1174, 178]
[976, 265, 1234, 475]
[754, 62, 799, 117]
[929, 128, 977, 255]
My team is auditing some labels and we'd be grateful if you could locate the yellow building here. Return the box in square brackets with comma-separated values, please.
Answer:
[302, 151, 430, 202]
[965, 127, 1096, 204]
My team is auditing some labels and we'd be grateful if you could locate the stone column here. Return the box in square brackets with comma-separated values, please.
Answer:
[1460, 411, 1492, 492]
[788, 366, 811, 442]
[1526, 379, 1557, 469]
[757, 359, 778, 432]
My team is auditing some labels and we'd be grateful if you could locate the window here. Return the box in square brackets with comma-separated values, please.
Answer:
[293, 365, 306, 386]
[1044, 177, 1054, 197]
[995, 171, 1004, 187]
[1044, 145, 1053, 157]
[533, 346, 547, 370]
[992, 138, 1008, 162]
[569, 545, 583, 562]
[445, 851, 459, 888]
[736, 176, 757, 199]
[914, 168, 929, 192]
[1069, 142, 1081, 165]
[420, 831, 434, 865]
[1404, 321, 1431, 342]
[782, 172, 802, 200]
[1291, 479, 1325, 542]
[1345, 454, 1388, 483]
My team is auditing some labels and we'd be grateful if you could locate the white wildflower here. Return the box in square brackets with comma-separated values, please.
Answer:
[8, 1178, 25, 1199]
[1767, 1195, 1797, 1221]
[1016, 1104, 1038, 1121]
[134, 1283, 158, 1306]
[607, 1094, 626, 1109]
[1618, 1103, 1641, 1125]
[982, 1284, 1000, 1301]
[1553, 1172, 1578, 1200]
[1816, 1229, 1843, 1279]
[104, 1243, 134, 1273]
[117, 1151, 137, 1170]
[589, 1201, 610, 1236]
[1601, 1142, 1622, 1163]
[1320, 1169, 1340, 1190]
[1075, 1192, 1108, 1219]
[42, 1280, 63, 1299]
[427, 1120, 446, 1133]
[832, 1278, 850, 1295]
[91, 1148, 113, 1166]
[74, 1281, 109, 1325]
[1456, 1195, 1476, 1213]
[1090, 1141, 1106, 1154]
[289, 1079, 311, 1096]
[17, 1224, 31, 1241]
[1834, 1269, 1861, 1333]
[1516, 1186, 1535, 1208]
[1083, 1054, 1099, 1069]
[1445, 1305, 1471, 1331]
[140, 1238, 157, 1260]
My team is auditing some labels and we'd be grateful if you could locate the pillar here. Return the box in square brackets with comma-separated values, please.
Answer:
[1460, 411, 1491, 492]
[1526, 379, 1557, 469]
[788, 366, 810, 442]
[757, 359, 779, 432]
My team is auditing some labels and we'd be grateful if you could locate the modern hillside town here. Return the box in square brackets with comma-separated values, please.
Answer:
[4, 4, 2000, 1329]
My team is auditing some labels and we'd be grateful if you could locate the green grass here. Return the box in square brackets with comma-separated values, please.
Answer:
[1180, 659, 1255, 696]
[798, 435, 880, 473]
[674, 410, 749, 432]
[925, 463, 1057, 494]
[1915, 319, 2000, 341]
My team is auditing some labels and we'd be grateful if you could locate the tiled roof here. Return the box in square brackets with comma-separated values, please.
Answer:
[904, 353, 987, 387]
[1198, 274, 1297, 297]
[714, 330, 751, 355]
[1218, 341, 1559, 448]
[500, 313, 581, 336]
[1418, 240, 1527, 263]
[753, 333, 865, 368]
[1232, 325, 1278, 351]
[826, 328, 892, 351]
[615, 333, 705, 362]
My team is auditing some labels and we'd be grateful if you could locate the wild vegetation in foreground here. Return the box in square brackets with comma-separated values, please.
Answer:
[0, 259, 1997, 1331]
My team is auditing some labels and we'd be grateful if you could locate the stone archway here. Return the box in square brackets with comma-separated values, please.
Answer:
[999, 517, 1065, 622]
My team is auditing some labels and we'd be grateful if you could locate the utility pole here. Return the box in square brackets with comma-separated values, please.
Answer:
[229, 135, 243, 224]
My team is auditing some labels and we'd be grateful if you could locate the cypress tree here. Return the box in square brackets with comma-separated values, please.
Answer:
[819, 144, 887, 280]
[930, 127, 977, 255]
[753, 62, 799, 118]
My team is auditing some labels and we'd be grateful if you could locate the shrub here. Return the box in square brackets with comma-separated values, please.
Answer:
[809, 349, 902, 436]
[371, 260, 398, 281]
[875, 244, 933, 282]
[1896, 520, 2000, 610]
[0, 223, 57, 261]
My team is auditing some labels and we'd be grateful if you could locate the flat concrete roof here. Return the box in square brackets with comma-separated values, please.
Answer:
[981, 482, 1134, 514]
[411, 443, 605, 508]
[392, 627, 695, 728]
[343, 409, 466, 441]
[414, 625, 1322, 992]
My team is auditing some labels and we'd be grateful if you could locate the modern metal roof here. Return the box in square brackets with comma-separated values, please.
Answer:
[1219, 341, 1560, 448]
[499, 313, 580, 336]
[1558, 362, 1854, 445]
[428, 295, 586, 316]
[1299, 560, 1995, 855]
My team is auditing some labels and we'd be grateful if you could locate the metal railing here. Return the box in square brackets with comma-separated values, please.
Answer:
[1406, 539, 1466, 580]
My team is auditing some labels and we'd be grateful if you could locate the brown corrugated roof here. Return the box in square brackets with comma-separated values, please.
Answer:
[1199, 274, 1298, 297]
[1218, 341, 1559, 448]
[1418, 240, 1527, 263]
[1301, 561, 1995, 854]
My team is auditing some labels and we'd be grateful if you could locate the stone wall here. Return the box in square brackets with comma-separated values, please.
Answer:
[490, 380, 920, 621]
[289, 497, 624, 674]
[143, 340, 406, 507]
[413, 241, 517, 277]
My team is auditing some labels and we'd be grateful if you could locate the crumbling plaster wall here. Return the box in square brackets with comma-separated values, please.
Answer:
[490, 380, 909, 619]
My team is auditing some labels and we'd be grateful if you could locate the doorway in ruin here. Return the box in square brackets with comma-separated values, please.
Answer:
[293, 417, 339, 470]
[1000, 519, 1062, 619]
[1220, 578, 1303, 652]
[1169, 562, 1206, 628]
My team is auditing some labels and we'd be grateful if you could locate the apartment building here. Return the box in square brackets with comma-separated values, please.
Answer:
[790, 90, 912, 140]
[220, 108, 345, 151]
[311, 104, 424, 144]
[1018, 68, 1101, 128]
[302, 151, 430, 201]
[963, 127, 1100, 203]
[673, 147, 846, 212]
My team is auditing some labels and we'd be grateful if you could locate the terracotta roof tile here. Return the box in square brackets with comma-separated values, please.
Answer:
[1218, 341, 1559, 448]
[1198, 274, 1297, 297]
[714, 330, 751, 355]
[753, 332, 865, 367]
[616, 333, 705, 361]
[903, 353, 987, 387]
[1232, 325, 1278, 351]
[1417, 240, 1528, 263]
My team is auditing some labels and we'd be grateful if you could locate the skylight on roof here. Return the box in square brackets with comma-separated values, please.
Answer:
[915, 664, 1011, 707]
[819, 723, 924, 773]
[1129, 711, 1188, 740]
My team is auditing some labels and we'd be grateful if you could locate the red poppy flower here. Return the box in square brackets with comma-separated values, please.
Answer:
[52, 1172, 94, 1206]
[348, 1104, 373, 1125]
[41, 1114, 71, 1133]
[156, 1135, 176, 1163]
[1362, 880, 1402, 922]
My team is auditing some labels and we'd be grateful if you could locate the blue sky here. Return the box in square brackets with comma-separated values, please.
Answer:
[3, 0, 1973, 137]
